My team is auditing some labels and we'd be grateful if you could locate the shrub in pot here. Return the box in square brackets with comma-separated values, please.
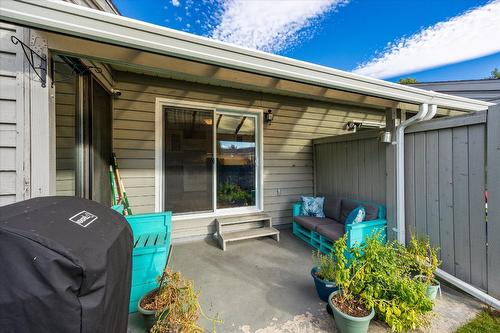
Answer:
[354, 235, 434, 332]
[327, 234, 434, 333]
[327, 235, 375, 333]
[357, 236, 432, 332]
[137, 269, 222, 333]
[311, 250, 338, 302]
[403, 235, 441, 300]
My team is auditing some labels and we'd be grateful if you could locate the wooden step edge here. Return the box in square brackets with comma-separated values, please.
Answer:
[220, 227, 280, 242]
[217, 217, 271, 225]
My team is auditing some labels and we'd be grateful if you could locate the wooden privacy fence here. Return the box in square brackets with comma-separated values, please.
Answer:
[404, 106, 499, 299]
[313, 130, 386, 204]
[313, 105, 500, 300]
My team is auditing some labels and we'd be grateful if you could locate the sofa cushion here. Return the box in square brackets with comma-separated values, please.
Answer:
[322, 195, 342, 221]
[345, 206, 366, 224]
[300, 196, 326, 217]
[294, 216, 333, 231]
[340, 199, 379, 223]
[316, 222, 345, 241]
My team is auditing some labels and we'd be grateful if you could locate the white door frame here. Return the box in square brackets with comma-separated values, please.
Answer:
[154, 97, 264, 218]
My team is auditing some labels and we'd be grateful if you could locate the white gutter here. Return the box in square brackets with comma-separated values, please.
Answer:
[395, 104, 436, 244]
[0, 0, 493, 112]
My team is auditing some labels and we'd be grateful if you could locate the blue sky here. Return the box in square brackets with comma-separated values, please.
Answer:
[114, 0, 500, 82]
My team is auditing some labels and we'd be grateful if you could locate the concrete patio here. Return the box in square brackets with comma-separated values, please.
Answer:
[127, 229, 484, 333]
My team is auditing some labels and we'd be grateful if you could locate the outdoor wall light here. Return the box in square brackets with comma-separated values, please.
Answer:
[265, 109, 274, 123]
[379, 131, 392, 143]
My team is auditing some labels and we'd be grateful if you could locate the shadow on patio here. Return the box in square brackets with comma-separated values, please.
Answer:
[128, 229, 483, 333]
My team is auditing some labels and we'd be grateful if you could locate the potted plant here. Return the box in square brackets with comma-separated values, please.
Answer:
[137, 268, 222, 332]
[404, 235, 441, 300]
[356, 236, 434, 332]
[311, 250, 338, 302]
[327, 235, 375, 333]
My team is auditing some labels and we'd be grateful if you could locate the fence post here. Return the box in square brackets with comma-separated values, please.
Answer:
[487, 104, 500, 299]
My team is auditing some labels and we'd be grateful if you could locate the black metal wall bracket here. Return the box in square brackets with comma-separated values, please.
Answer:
[11, 35, 47, 88]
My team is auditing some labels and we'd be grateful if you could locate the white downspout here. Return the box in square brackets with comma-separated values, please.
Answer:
[395, 103, 436, 244]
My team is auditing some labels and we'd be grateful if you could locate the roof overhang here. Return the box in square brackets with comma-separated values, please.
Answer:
[0, 0, 493, 112]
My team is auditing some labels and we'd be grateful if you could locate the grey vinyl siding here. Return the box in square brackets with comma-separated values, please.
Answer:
[112, 71, 385, 239]
[54, 60, 77, 196]
[0, 23, 24, 206]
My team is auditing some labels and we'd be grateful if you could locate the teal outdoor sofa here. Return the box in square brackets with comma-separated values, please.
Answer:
[292, 196, 386, 253]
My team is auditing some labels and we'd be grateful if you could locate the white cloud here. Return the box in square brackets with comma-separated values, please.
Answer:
[210, 0, 348, 53]
[354, 1, 500, 79]
[171, 0, 180, 7]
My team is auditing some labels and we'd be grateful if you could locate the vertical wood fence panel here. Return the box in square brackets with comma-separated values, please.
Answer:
[405, 110, 494, 296]
[404, 134, 416, 242]
[452, 126, 471, 282]
[487, 105, 500, 299]
[313, 130, 386, 204]
[437, 129, 455, 275]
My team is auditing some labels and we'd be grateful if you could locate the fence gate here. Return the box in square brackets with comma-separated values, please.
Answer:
[404, 105, 500, 300]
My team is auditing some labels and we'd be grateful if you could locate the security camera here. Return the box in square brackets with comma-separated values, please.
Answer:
[111, 89, 122, 97]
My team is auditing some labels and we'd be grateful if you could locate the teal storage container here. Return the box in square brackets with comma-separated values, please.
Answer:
[125, 211, 172, 313]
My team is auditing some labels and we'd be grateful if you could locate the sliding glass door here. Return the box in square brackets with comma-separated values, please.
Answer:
[164, 107, 214, 214]
[163, 106, 259, 215]
[216, 114, 256, 209]
[54, 55, 112, 206]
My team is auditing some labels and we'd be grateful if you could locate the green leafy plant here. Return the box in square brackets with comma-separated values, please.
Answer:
[487, 68, 500, 79]
[356, 236, 434, 332]
[329, 235, 372, 317]
[329, 234, 435, 332]
[217, 182, 252, 206]
[403, 235, 441, 283]
[312, 250, 336, 281]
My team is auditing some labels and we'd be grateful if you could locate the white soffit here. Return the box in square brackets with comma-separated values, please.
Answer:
[0, 0, 493, 111]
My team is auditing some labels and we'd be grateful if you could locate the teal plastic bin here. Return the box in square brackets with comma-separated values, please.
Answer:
[124, 211, 172, 313]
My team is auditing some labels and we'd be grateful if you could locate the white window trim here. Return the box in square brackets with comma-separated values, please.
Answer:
[154, 98, 264, 219]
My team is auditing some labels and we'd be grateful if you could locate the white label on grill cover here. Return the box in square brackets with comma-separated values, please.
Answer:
[69, 211, 98, 228]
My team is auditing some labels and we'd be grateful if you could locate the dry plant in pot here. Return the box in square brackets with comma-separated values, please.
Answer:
[138, 268, 222, 333]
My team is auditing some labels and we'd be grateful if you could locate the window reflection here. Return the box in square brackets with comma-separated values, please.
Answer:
[216, 115, 256, 209]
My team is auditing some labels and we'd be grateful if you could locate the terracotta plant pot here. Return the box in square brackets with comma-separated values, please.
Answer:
[311, 267, 338, 302]
[328, 290, 374, 333]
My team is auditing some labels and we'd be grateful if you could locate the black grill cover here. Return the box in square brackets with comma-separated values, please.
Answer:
[0, 197, 133, 333]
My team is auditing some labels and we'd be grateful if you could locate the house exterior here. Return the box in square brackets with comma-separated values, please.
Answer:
[410, 79, 500, 104]
[0, 0, 493, 243]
